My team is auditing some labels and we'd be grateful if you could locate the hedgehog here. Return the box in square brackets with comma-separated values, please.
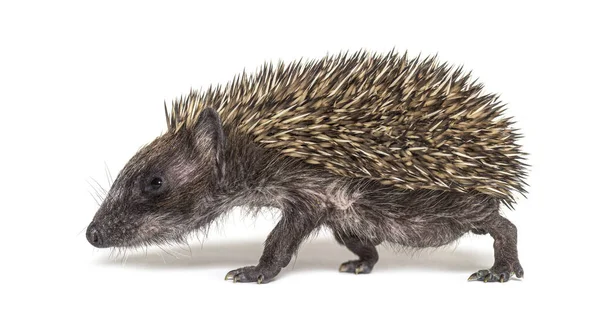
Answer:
[86, 50, 527, 283]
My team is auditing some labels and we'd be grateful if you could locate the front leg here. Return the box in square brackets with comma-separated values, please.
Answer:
[225, 212, 317, 284]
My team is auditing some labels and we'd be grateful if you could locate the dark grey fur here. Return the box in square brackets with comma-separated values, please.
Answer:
[87, 108, 523, 283]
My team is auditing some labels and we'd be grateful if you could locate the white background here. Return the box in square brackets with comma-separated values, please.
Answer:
[1, 0, 598, 316]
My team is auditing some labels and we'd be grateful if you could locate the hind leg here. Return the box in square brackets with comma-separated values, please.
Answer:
[334, 231, 380, 274]
[469, 214, 524, 283]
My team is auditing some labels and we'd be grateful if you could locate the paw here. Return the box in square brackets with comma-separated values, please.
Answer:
[468, 262, 524, 283]
[339, 260, 374, 274]
[224, 266, 279, 284]
[468, 269, 512, 283]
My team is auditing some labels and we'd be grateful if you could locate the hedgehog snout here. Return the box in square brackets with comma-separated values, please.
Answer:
[86, 223, 106, 248]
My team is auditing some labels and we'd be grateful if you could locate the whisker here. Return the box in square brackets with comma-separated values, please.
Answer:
[90, 177, 108, 196]
[86, 179, 105, 203]
[104, 161, 114, 185]
[77, 225, 88, 237]
[87, 191, 101, 206]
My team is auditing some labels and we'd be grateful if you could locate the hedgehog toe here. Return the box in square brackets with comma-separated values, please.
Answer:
[339, 260, 374, 274]
[468, 268, 521, 283]
[225, 265, 279, 284]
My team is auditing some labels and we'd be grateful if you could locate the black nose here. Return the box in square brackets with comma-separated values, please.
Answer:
[86, 223, 105, 248]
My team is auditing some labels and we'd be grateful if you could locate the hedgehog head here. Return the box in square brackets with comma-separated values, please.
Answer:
[86, 108, 225, 248]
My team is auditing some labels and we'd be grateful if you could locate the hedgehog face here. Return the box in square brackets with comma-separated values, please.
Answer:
[86, 108, 226, 249]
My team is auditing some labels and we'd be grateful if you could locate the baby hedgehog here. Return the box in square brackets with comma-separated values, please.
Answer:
[87, 51, 527, 284]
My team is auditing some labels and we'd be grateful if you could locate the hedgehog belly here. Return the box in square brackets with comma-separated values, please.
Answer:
[385, 218, 471, 248]
[328, 207, 471, 248]
[325, 182, 499, 247]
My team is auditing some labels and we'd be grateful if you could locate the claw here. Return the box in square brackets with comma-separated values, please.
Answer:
[469, 268, 517, 283]
[355, 264, 366, 274]
[339, 260, 374, 275]
[233, 276, 239, 283]
[468, 270, 489, 281]
[467, 272, 479, 281]
[224, 272, 235, 281]
[257, 275, 264, 284]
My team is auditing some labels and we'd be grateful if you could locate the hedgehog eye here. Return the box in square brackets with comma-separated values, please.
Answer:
[149, 177, 163, 190]
[143, 176, 166, 195]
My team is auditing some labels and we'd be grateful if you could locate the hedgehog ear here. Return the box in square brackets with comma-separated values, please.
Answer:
[193, 108, 226, 181]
